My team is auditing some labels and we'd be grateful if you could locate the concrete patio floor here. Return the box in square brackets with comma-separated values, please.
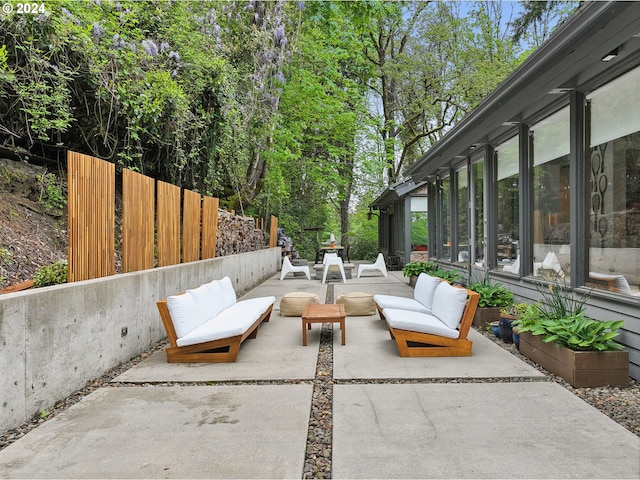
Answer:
[0, 270, 638, 479]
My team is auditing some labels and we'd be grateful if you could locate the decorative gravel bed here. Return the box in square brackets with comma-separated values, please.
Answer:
[1, 285, 638, 480]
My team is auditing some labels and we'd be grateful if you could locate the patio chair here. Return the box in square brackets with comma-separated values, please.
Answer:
[322, 253, 347, 284]
[314, 246, 325, 264]
[280, 256, 311, 280]
[357, 253, 388, 278]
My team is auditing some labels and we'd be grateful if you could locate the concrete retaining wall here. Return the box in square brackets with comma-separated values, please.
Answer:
[0, 247, 281, 434]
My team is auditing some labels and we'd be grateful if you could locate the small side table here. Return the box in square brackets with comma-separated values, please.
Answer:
[301, 303, 346, 346]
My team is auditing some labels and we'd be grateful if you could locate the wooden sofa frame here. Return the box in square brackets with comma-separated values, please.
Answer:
[156, 299, 273, 363]
[378, 288, 480, 357]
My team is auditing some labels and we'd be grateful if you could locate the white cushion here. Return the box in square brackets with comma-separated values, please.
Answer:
[431, 282, 468, 330]
[373, 294, 431, 314]
[186, 283, 218, 327]
[177, 296, 275, 347]
[383, 308, 459, 339]
[166, 291, 204, 339]
[218, 276, 238, 310]
[413, 273, 441, 310]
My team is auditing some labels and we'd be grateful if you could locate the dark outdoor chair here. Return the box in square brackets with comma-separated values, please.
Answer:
[338, 245, 351, 263]
[314, 247, 325, 264]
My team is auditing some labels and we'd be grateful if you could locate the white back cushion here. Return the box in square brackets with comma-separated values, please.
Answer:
[413, 273, 441, 310]
[218, 276, 237, 311]
[166, 291, 206, 339]
[431, 282, 468, 330]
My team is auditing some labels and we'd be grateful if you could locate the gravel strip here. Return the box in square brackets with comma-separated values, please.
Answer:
[1, 289, 638, 480]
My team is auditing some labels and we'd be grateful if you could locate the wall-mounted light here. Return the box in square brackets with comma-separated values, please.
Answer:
[601, 47, 619, 62]
[367, 207, 379, 221]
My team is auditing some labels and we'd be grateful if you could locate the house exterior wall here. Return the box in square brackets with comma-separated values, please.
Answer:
[399, 2, 640, 380]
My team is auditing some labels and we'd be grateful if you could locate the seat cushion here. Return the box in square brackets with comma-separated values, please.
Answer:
[413, 273, 441, 310]
[373, 294, 431, 314]
[280, 292, 319, 317]
[336, 292, 376, 316]
[383, 308, 459, 339]
[431, 282, 468, 330]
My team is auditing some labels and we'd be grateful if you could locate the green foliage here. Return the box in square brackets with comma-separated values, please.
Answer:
[519, 312, 624, 352]
[432, 269, 464, 284]
[402, 261, 438, 278]
[500, 302, 528, 318]
[514, 282, 624, 351]
[33, 260, 68, 288]
[534, 280, 589, 321]
[36, 173, 66, 211]
[0, 247, 13, 264]
[468, 275, 513, 308]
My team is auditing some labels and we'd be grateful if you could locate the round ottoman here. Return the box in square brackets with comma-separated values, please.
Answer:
[336, 291, 375, 316]
[280, 291, 320, 317]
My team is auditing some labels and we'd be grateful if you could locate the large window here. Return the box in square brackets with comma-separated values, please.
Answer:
[456, 166, 469, 263]
[410, 195, 428, 253]
[495, 136, 519, 270]
[586, 67, 640, 295]
[472, 159, 485, 266]
[440, 177, 451, 260]
[531, 107, 571, 280]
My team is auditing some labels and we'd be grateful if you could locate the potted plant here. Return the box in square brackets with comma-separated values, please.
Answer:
[515, 282, 629, 387]
[431, 268, 463, 284]
[498, 302, 528, 345]
[468, 274, 514, 328]
[402, 261, 437, 287]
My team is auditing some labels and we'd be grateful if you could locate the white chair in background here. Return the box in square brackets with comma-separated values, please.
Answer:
[280, 256, 311, 280]
[533, 251, 563, 277]
[322, 253, 347, 284]
[357, 253, 388, 278]
[502, 255, 520, 274]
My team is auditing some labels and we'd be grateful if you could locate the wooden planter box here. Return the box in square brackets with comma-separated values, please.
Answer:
[473, 307, 501, 328]
[519, 331, 629, 387]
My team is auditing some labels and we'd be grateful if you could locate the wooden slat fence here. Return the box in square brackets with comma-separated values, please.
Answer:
[122, 169, 155, 272]
[182, 189, 201, 263]
[66, 151, 276, 281]
[156, 181, 181, 267]
[201, 196, 219, 259]
[269, 215, 278, 248]
[67, 151, 115, 282]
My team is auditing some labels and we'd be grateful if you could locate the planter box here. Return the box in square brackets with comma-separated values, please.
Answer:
[519, 331, 629, 387]
[473, 307, 501, 328]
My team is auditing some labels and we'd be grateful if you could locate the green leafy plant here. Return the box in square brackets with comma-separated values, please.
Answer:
[500, 302, 528, 318]
[432, 268, 463, 284]
[33, 260, 68, 288]
[468, 272, 513, 308]
[517, 312, 624, 351]
[36, 173, 66, 211]
[402, 261, 438, 278]
[535, 280, 589, 320]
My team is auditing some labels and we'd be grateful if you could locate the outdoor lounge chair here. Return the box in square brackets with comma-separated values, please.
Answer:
[357, 253, 388, 278]
[280, 256, 311, 280]
[379, 282, 480, 357]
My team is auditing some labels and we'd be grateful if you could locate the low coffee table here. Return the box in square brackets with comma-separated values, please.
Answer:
[301, 303, 346, 346]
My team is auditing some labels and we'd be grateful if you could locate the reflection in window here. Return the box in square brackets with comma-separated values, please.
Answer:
[531, 107, 571, 281]
[410, 195, 428, 254]
[456, 166, 469, 263]
[495, 136, 519, 270]
[587, 67, 640, 296]
[441, 177, 451, 260]
[472, 160, 485, 266]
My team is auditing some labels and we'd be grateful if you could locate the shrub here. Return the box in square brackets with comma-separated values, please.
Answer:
[33, 260, 68, 287]
[402, 261, 438, 278]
